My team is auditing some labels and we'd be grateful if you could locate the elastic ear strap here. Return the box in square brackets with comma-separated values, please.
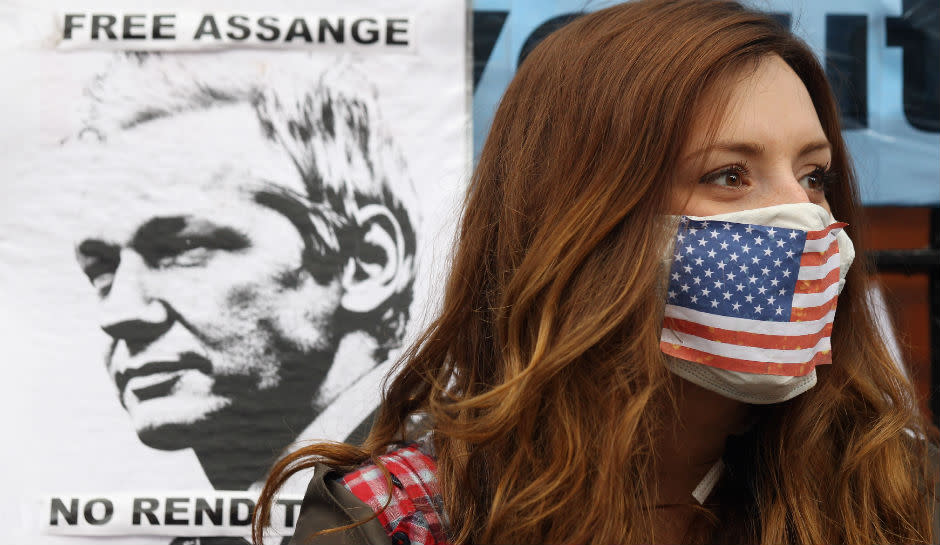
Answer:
[835, 228, 855, 294]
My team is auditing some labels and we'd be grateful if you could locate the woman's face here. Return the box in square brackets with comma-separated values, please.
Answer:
[674, 54, 833, 216]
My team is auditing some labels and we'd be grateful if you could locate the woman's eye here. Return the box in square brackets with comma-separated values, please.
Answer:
[799, 167, 832, 192]
[700, 167, 747, 188]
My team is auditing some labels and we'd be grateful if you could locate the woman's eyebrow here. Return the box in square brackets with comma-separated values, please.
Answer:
[684, 141, 765, 160]
[685, 139, 831, 160]
[796, 140, 831, 157]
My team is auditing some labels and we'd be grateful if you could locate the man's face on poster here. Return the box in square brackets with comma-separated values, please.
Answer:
[73, 104, 345, 448]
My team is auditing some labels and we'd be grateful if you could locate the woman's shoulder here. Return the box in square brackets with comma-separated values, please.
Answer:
[341, 442, 449, 545]
[290, 441, 449, 545]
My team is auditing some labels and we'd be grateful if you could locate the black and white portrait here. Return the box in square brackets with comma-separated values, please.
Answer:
[0, 4, 466, 543]
[66, 52, 418, 495]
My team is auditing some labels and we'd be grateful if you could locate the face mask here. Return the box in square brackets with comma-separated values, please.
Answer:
[660, 203, 855, 404]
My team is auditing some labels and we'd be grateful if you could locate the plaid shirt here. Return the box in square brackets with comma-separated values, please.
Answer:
[339, 443, 451, 545]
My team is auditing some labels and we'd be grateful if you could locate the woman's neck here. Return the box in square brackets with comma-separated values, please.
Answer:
[655, 376, 751, 506]
[650, 376, 750, 543]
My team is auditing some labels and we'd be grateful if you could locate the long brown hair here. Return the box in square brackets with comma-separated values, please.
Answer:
[254, 1, 937, 543]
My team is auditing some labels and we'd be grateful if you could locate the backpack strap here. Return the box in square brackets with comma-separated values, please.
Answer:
[340, 444, 449, 545]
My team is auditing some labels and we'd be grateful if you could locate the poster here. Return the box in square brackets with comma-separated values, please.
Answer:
[472, 0, 939, 205]
[0, 1, 469, 543]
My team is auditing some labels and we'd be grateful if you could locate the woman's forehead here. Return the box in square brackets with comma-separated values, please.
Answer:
[683, 55, 828, 158]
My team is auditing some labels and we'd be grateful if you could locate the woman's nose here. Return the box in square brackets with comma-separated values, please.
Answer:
[761, 173, 811, 207]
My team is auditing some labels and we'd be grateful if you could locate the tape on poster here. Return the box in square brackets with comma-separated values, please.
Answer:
[42, 491, 303, 537]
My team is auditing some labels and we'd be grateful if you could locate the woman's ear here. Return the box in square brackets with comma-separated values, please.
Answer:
[339, 203, 408, 313]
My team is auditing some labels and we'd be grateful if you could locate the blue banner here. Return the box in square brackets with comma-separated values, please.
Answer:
[472, 0, 939, 206]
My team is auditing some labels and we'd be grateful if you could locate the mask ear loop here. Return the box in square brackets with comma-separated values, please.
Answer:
[833, 227, 855, 295]
[658, 214, 687, 332]
[660, 215, 688, 277]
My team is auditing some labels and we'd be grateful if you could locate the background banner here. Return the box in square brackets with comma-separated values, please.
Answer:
[0, 1, 469, 543]
[472, 0, 939, 205]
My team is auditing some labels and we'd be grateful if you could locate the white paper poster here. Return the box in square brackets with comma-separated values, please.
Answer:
[0, 1, 469, 543]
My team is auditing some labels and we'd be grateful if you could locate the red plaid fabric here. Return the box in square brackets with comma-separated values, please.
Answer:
[340, 443, 451, 545]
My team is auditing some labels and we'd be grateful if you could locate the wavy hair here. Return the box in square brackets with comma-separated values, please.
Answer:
[254, 1, 936, 543]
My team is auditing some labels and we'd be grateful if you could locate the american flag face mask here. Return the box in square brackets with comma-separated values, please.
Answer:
[660, 203, 855, 404]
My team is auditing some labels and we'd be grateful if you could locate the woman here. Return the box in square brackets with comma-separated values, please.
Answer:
[254, 1, 938, 543]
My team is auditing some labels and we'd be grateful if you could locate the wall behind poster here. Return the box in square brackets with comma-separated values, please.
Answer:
[472, 0, 939, 206]
[0, 1, 469, 543]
